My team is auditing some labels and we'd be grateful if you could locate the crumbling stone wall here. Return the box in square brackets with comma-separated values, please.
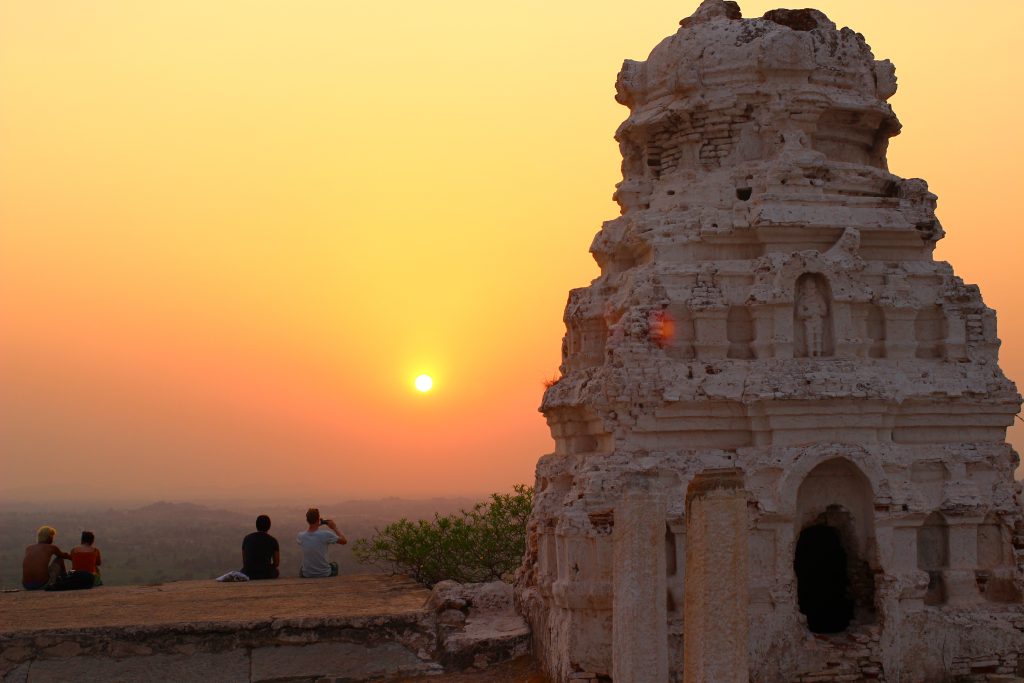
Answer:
[515, 1, 1024, 681]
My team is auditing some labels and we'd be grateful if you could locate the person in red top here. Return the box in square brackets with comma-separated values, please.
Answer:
[70, 531, 102, 586]
[38, 530, 100, 591]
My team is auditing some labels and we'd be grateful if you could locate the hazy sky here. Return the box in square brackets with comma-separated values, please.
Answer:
[2, 1, 1022, 502]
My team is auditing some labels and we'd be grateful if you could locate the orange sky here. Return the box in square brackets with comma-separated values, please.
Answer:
[1, 1, 1022, 503]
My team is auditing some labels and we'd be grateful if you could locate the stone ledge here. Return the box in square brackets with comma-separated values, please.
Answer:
[0, 575, 531, 682]
[1, 574, 431, 633]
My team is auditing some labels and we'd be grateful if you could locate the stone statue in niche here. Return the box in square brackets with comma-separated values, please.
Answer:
[795, 275, 832, 357]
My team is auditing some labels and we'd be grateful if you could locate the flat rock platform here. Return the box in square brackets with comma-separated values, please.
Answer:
[0, 575, 533, 682]
[1, 574, 429, 632]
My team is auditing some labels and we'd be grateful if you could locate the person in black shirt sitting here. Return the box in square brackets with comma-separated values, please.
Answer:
[242, 515, 280, 579]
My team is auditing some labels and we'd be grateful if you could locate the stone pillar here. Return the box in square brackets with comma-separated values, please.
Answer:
[539, 531, 557, 598]
[847, 303, 871, 359]
[946, 515, 983, 605]
[750, 306, 774, 359]
[612, 486, 667, 683]
[943, 307, 968, 361]
[684, 469, 749, 683]
[883, 307, 916, 359]
[832, 301, 857, 358]
[771, 303, 794, 359]
[692, 308, 729, 359]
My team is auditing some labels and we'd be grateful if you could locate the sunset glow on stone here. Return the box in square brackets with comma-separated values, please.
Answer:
[414, 374, 433, 393]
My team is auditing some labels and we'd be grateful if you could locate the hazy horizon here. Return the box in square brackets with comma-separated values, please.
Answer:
[2, 1, 1022, 502]
[0, 491, 504, 510]
[0, 496, 491, 589]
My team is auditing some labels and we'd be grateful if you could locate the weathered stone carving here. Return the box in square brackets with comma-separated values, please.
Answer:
[516, 2, 1024, 681]
[794, 274, 831, 358]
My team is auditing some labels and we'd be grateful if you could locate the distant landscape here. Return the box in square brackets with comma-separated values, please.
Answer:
[0, 498, 478, 590]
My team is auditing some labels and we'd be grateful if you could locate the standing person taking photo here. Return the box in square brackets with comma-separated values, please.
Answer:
[297, 508, 347, 578]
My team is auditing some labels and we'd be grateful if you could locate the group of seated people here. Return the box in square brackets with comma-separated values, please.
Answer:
[241, 507, 347, 580]
[21, 507, 346, 590]
[22, 527, 102, 591]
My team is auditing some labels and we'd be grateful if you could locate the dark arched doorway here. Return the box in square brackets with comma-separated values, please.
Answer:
[794, 524, 854, 633]
[794, 459, 878, 633]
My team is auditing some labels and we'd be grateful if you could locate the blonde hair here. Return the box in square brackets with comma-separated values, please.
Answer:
[37, 526, 56, 543]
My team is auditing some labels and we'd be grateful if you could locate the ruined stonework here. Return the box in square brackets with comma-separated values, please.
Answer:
[515, 2, 1024, 681]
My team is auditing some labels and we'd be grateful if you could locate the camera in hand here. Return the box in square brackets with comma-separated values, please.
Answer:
[319, 519, 328, 526]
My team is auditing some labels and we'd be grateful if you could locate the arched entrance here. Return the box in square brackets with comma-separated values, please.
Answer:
[794, 459, 878, 634]
[795, 522, 853, 632]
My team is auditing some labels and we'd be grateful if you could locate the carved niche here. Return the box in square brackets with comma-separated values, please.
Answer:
[794, 273, 834, 358]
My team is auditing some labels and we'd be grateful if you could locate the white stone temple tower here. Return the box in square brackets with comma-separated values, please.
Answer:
[515, 2, 1024, 681]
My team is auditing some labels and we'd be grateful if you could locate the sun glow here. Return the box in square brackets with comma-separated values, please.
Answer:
[0, 0, 1021, 501]
[414, 374, 433, 393]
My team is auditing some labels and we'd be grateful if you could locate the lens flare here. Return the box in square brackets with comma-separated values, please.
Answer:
[648, 309, 676, 348]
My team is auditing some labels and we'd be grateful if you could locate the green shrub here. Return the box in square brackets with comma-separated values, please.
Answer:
[353, 484, 533, 586]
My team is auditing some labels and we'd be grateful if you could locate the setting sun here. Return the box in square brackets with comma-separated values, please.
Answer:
[0, 0, 1020, 504]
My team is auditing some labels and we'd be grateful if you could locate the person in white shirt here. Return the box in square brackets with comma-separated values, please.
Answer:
[297, 507, 347, 578]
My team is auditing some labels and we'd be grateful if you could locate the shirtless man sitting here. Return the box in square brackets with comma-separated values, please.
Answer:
[22, 526, 70, 590]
